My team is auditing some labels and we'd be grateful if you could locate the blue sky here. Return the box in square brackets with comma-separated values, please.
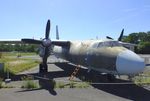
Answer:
[0, 0, 150, 40]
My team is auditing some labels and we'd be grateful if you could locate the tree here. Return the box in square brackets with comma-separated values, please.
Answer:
[123, 33, 139, 44]
[123, 31, 150, 54]
[0, 43, 38, 52]
[137, 42, 150, 54]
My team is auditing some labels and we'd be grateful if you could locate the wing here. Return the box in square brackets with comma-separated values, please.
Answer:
[52, 40, 70, 47]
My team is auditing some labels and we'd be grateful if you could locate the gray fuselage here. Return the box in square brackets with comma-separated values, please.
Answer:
[53, 40, 145, 75]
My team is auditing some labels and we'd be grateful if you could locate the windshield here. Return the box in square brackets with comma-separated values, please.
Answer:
[92, 41, 122, 48]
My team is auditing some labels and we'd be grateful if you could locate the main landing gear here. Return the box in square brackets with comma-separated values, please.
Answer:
[107, 74, 115, 82]
[39, 63, 48, 73]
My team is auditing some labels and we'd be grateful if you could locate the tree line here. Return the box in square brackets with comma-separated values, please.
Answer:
[0, 31, 150, 54]
[122, 31, 150, 54]
[0, 44, 38, 52]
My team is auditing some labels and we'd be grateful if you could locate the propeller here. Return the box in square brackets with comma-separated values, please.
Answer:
[106, 36, 114, 40]
[45, 20, 50, 39]
[106, 29, 124, 41]
[22, 19, 52, 69]
[118, 29, 124, 41]
[42, 20, 51, 65]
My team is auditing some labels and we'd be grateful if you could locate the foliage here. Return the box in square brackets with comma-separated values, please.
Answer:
[122, 31, 150, 54]
[69, 81, 76, 88]
[0, 77, 3, 88]
[8, 60, 38, 74]
[123, 33, 139, 44]
[55, 81, 65, 89]
[0, 43, 38, 52]
[133, 75, 150, 86]
[21, 76, 39, 89]
[2, 52, 36, 57]
[54, 81, 90, 89]
[0, 52, 39, 75]
[0, 52, 3, 58]
[137, 42, 150, 54]
[75, 82, 90, 88]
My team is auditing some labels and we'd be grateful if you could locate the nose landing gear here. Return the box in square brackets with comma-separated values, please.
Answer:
[39, 63, 48, 73]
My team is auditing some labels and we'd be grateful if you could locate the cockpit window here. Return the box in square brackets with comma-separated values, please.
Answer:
[92, 41, 122, 48]
[92, 43, 99, 48]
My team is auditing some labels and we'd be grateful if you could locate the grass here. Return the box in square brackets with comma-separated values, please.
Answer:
[0, 77, 3, 88]
[0, 52, 39, 75]
[2, 52, 36, 57]
[0, 77, 14, 88]
[75, 82, 90, 88]
[55, 81, 66, 88]
[55, 81, 90, 89]
[21, 76, 39, 89]
[133, 74, 150, 86]
[6, 60, 39, 74]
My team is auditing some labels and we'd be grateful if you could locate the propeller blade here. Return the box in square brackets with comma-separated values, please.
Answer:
[45, 20, 50, 39]
[21, 39, 42, 44]
[56, 25, 59, 40]
[43, 47, 49, 64]
[106, 36, 114, 40]
[118, 29, 124, 41]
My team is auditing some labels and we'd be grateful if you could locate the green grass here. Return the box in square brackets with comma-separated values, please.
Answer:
[2, 52, 36, 57]
[55, 81, 90, 89]
[0, 52, 39, 75]
[75, 82, 90, 88]
[21, 80, 39, 89]
[55, 81, 66, 88]
[21, 76, 39, 89]
[0, 77, 3, 88]
[133, 75, 150, 86]
[7, 60, 38, 74]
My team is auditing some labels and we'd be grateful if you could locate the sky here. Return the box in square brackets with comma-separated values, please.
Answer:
[0, 0, 150, 40]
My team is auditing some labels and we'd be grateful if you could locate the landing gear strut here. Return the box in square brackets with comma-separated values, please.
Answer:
[39, 63, 48, 73]
[107, 74, 115, 82]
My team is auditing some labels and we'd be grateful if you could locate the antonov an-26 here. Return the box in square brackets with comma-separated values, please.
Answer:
[22, 19, 145, 80]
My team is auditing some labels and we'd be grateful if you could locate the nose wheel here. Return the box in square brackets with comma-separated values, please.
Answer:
[39, 63, 48, 73]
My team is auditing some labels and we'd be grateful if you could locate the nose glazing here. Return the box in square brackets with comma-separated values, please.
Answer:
[116, 50, 145, 75]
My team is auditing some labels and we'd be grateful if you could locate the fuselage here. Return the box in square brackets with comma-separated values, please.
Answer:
[53, 39, 145, 75]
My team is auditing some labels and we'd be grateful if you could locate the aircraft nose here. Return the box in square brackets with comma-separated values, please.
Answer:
[116, 50, 145, 75]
